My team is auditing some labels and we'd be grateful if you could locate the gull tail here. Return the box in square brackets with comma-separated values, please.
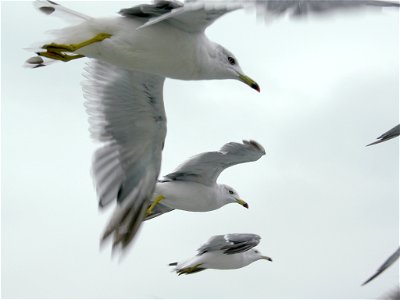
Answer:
[25, 1, 93, 68]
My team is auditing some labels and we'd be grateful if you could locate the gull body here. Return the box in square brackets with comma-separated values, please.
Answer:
[64, 17, 226, 80]
[154, 182, 239, 212]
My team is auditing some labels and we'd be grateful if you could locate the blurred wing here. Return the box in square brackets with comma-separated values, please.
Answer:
[198, 233, 261, 255]
[83, 60, 167, 251]
[136, 1, 242, 32]
[366, 124, 400, 146]
[137, 0, 399, 32]
[252, 0, 400, 19]
[362, 247, 400, 285]
[119, 1, 183, 19]
[161, 140, 265, 186]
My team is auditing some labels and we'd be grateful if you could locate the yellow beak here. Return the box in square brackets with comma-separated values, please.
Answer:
[235, 199, 249, 209]
[239, 74, 260, 92]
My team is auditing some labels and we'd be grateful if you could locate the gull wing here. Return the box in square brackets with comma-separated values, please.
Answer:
[83, 60, 167, 251]
[366, 124, 400, 146]
[362, 247, 400, 285]
[198, 233, 261, 255]
[136, 0, 399, 33]
[119, 1, 183, 19]
[161, 140, 265, 186]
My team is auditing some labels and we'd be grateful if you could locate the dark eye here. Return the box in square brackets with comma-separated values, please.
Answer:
[229, 190, 234, 195]
[254, 250, 259, 254]
[228, 56, 236, 65]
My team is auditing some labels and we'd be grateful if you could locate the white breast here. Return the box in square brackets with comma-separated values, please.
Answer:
[154, 181, 225, 212]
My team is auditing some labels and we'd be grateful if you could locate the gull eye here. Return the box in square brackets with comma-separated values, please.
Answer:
[228, 56, 236, 65]
[229, 190, 234, 195]
[254, 250, 259, 254]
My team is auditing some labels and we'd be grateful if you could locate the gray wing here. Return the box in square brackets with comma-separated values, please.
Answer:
[362, 247, 400, 285]
[366, 124, 400, 146]
[135, 0, 399, 33]
[198, 233, 261, 255]
[119, 1, 183, 19]
[83, 60, 167, 251]
[161, 140, 265, 186]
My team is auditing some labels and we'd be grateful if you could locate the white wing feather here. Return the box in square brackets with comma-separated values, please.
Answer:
[83, 60, 167, 251]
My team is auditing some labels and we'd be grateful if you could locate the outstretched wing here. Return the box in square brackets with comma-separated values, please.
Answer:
[362, 247, 400, 285]
[366, 124, 400, 146]
[135, 0, 399, 32]
[198, 233, 261, 255]
[161, 140, 265, 186]
[83, 60, 167, 251]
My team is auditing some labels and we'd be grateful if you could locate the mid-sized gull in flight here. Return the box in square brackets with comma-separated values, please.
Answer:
[25, 0, 400, 251]
[169, 233, 272, 275]
[362, 247, 400, 285]
[145, 140, 265, 220]
[366, 124, 400, 146]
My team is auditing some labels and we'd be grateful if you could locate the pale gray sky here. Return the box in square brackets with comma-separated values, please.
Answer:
[2, 1, 399, 298]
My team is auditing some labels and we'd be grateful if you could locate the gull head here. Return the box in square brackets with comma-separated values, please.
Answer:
[249, 249, 273, 263]
[220, 184, 248, 209]
[210, 45, 260, 92]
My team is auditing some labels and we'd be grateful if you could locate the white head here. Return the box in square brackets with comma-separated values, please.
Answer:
[247, 248, 273, 263]
[203, 43, 260, 92]
[219, 184, 249, 209]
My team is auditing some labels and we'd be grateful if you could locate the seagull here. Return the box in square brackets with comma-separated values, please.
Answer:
[366, 124, 400, 146]
[169, 233, 272, 275]
[362, 247, 400, 285]
[145, 140, 266, 220]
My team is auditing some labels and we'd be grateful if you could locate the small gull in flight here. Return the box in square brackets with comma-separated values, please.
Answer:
[169, 233, 272, 275]
[145, 140, 266, 220]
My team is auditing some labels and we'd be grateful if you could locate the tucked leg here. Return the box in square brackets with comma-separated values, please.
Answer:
[38, 32, 112, 62]
[146, 195, 165, 216]
[177, 264, 205, 275]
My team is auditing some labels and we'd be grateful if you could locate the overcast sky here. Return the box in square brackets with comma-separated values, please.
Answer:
[2, 1, 399, 298]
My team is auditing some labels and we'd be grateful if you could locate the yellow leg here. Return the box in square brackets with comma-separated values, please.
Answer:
[178, 264, 204, 275]
[43, 32, 112, 53]
[38, 51, 84, 62]
[39, 32, 112, 62]
[146, 195, 165, 216]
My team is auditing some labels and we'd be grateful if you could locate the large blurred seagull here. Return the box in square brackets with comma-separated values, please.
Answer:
[144, 140, 265, 220]
[25, 0, 400, 252]
[169, 233, 272, 275]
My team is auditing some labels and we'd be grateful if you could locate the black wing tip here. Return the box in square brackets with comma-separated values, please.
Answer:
[243, 140, 266, 154]
[169, 262, 178, 266]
